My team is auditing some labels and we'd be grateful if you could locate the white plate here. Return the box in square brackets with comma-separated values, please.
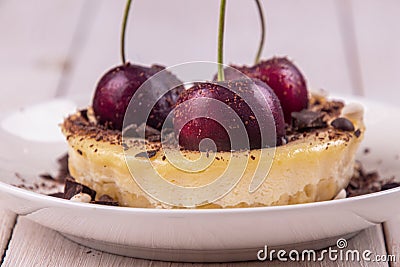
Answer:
[0, 95, 399, 262]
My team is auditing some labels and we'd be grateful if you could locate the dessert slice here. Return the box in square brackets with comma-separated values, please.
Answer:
[62, 94, 364, 208]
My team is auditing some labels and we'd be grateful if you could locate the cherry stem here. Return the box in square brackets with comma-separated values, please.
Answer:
[254, 0, 265, 65]
[121, 0, 132, 64]
[217, 0, 227, 81]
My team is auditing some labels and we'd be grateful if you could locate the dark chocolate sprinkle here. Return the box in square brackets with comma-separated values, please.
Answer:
[331, 117, 355, 132]
[146, 134, 161, 142]
[48, 192, 64, 199]
[39, 173, 55, 181]
[346, 161, 398, 197]
[58, 154, 70, 179]
[135, 150, 157, 158]
[354, 129, 361, 138]
[145, 125, 161, 136]
[90, 194, 119, 206]
[80, 109, 89, 121]
[291, 110, 326, 131]
[122, 143, 129, 151]
[381, 183, 400, 191]
[64, 177, 96, 200]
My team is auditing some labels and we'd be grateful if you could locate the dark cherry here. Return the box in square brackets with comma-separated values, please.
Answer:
[92, 63, 183, 130]
[221, 57, 308, 123]
[173, 79, 285, 151]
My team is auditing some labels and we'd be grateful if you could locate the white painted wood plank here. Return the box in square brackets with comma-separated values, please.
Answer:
[66, 0, 351, 98]
[383, 218, 400, 267]
[0, 0, 84, 112]
[1, 216, 387, 266]
[352, 0, 400, 104]
[0, 209, 16, 261]
[2, 217, 156, 267]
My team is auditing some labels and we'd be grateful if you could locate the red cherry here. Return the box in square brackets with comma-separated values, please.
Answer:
[221, 57, 309, 123]
[248, 58, 308, 123]
[173, 79, 285, 151]
[92, 63, 183, 130]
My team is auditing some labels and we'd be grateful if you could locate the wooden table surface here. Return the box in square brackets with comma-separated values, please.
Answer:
[1, 0, 400, 266]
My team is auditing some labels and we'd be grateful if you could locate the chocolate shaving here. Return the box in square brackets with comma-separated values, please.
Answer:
[346, 161, 399, 197]
[146, 134, 161, 142]
[381, 183, 400, 191]
[91, 194, 119, 206]
[56, 154, 70, 183]
[291, 110, 327, 131]
[39, 174, 55, 181]
[80, 109, 89, 121]
[145, 125, 161, 137]
[135, 150, 157, 158]
[48, 192, 64, 199]
[64, 177, 96, 200]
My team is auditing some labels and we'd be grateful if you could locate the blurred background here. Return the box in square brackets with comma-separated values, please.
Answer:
[1, 0, 399, 112]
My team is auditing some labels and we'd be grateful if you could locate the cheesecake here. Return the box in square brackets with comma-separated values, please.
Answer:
[61, 94, 365, 208]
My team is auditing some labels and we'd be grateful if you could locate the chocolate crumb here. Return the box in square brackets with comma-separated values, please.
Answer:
[146, 134, 161, 143]
[80, 109, 89, 121]
[64, 177, 96, 200]
[354, 129, 361, 138]
[145, 125, 161, 137]
[48, 192, 64, 199]
[91, 194, 119, 206]
[122, 143, 129, 151]
[56, 154, 69, 183]
[381, 183, 400, 191]
[162, 155, 166, 161]
[250, 155, 256, 160]
[363, 148, 370, 154]
[331, 118, 355, 132]
[135, 150, 157, 158]
[15, 173, 26, 182]
[291, 110, 326, 131]
[39, 173, 55, 181]
[77, 149, 83, 155]
[346, 161, 399, 197]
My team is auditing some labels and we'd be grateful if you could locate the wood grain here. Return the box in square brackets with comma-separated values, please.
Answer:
[0, 0, 84, 112]
[0, 210, 17, 264]
[383, 218, 400, 267]
[352, 0, 400, 104]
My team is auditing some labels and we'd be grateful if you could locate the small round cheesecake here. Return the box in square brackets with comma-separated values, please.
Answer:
[61, 95, 365, 208]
